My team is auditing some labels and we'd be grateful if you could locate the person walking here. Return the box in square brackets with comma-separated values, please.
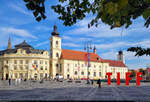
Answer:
[18, 78, 21, 84]
[8, 78, 11, 86]
[97, 78, 101, 88]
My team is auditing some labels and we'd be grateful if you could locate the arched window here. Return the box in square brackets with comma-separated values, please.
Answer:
[56, 64, 59, 67]
[74, 71, 78, 75]
[56, 53, 59, 57]
[56, 41, 58, 46]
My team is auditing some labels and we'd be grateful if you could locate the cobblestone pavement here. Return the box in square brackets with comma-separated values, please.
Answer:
[0, 80, 150, 101]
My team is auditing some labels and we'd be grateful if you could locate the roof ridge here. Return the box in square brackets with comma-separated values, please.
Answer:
[62, 49, 99, 54]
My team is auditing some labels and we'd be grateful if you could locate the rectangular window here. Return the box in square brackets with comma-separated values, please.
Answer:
[75, 64, 77, 67]
[40, 60, 43, 64]
[45, 66, 47, 70]
[67, 68, 69, 72]
[99, 72, 101, 77]
[14, 66, 17, 70]
[14, 60, 17, 64]
[15, 73, 17, 78]
[94, 72, 96, 77]
[40, 66, 43, 70]
[88, 72, 90, 75]
[25, 73, 28, 78]
[40, 73, 43, 79]
[20, 60, 23, 64]
[34, 60, 37, 64]
[26, 60, 28, 64]
[25, 66, 28, 70]
[45, 61, 47, 64]
[74, 71, 78, 75]
[20, 73, 23, 78]
[6, 60, 8, 64]
[82, 64, 84, 67]
[20, 66, 23, 70]
[81, 71, 84, 75]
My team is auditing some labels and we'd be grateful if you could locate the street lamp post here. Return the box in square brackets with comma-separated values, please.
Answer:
[84, 41, 93, 84]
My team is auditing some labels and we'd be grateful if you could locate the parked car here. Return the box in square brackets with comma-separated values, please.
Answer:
[56, 75, 63, 81]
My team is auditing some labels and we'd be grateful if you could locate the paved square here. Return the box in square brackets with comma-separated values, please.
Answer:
[0, 80, 150, 101]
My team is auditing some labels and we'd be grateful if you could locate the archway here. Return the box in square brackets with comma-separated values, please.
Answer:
[6, 74, 8, 80]
[34, 73, 38, 80]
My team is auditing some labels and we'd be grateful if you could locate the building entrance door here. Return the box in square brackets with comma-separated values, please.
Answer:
[6, 74, 8, 80]
[34, 73, 38, 80]
[67, 74, 70, 79]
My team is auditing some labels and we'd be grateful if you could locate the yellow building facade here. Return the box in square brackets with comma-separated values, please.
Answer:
[0, 40, 49, 80]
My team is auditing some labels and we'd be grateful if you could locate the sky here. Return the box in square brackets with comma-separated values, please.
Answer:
[0, 0, 150, 69]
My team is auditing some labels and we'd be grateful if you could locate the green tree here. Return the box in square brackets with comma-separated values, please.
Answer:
[23, 0, 150, 56]
[139, 68, 146, 76]
[130, 70, 136, 78]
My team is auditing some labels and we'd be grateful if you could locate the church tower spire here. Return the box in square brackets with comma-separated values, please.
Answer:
[93, 46, 96, 54]
[51, 24, 59, 36]
[7, 36, 12, 49]
[117, 50, 125, 63]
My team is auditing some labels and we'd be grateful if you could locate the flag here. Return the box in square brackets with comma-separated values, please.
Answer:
[33, 65, 38, 71]
[78, 66, 80, 71]
[88, 53, 90, 67]
[85, 53, 88, 65]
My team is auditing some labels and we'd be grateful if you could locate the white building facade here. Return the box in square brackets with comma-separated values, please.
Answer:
[49, 25, 128, 80]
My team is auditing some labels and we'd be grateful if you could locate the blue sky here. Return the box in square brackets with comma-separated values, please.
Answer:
[0, 0, 150, 69]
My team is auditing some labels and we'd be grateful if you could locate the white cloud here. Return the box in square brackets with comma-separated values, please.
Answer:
[62, 43, 80, 47]
[62, 36, 73, 41]
[65, 18, 127, 38]
[35, 26, 51, 31]
[9, 2, 32, 16]
[96, 42, 127, 49]
[100, 50, 150, 69]
[100, 50, 117, 60]
[0, 27, 37, 39]
[35, 41, 49, 47]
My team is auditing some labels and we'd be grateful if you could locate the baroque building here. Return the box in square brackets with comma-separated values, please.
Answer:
[0, 39, 49, 80]
[49, 25, 128, 80]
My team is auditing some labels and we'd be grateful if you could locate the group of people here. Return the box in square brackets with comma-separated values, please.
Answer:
[90, 79, 101, 88]
[8, 78, 22, 86]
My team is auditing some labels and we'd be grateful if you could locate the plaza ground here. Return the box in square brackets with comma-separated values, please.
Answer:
[0, 80, 150, 101]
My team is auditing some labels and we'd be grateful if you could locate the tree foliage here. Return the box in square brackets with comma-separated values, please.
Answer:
[127, 47, 150, 56]
[23, 0, 150, 56]
[139, 68, 146, 75]
[24, 0, 46, 21]
[130, 70, 136, 78]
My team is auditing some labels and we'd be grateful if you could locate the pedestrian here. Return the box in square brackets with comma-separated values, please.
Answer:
[92, 80, 94, 85]
[18, 78, 21, 84]
[15, 78, 17, 85]
[8, 78, 11, 86]
[97, 79, 101, 88]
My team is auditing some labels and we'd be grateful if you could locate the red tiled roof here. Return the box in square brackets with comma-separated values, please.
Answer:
[60, 49, 103, 62]
[60, 49, 127, 67]
[103, 59, 126, 67]
[147, 68, 150, 72]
